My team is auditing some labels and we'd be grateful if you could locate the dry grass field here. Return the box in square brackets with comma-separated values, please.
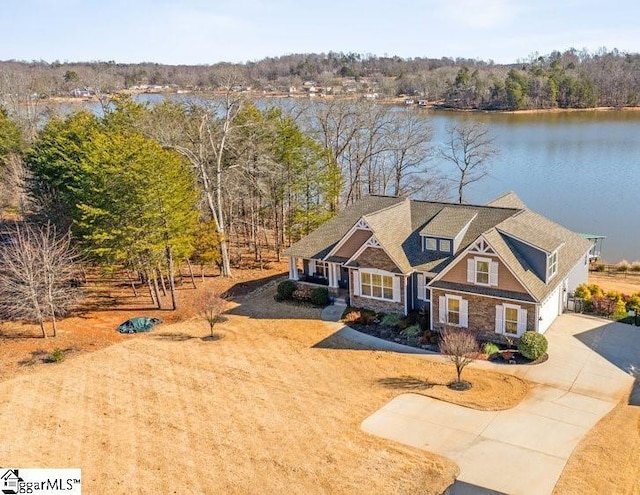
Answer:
[589, 271, 640, 294]
[0, 261, 637, 494]
[554, 401, 640, 495]
[0, 264, 534, 495]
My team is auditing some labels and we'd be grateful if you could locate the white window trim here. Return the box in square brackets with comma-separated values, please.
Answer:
[424, 237, 437, 251]
[547, 250, 558, 281]
[467, 256, 499, 287]
[439, 239, 451, 252]
[474, 256, 492, 286]
[416, 273, 430, 301]
[358, 269, 399, 302]
[439, 294, 468, 328]
[314, 260, 328, 278]
[495, 303, 528, 337]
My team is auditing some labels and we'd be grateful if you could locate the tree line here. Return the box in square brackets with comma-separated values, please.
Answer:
[0, 82, 496, 333]
[2, 48, 640, 112]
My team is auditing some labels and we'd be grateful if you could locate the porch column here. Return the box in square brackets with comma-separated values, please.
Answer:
[332, 263, 340, 288]
[288, 257, 299, 280]
[328, 263, 339, 288]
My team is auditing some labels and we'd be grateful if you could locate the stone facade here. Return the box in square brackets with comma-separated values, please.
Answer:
[350, 294, 404, 314]
[431, 289, 537, 341]
[350, 247, 401, 273]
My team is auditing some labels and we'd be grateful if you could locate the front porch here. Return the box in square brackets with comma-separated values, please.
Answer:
[288, 256, 349, 290]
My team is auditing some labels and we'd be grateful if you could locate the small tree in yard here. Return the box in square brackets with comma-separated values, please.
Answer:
[198, 291, 227, 338]
[439, 327, 480, 389]
[0, 223, 82, 337]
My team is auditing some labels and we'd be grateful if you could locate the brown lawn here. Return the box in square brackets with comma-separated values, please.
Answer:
[589, 271, 640, 294]
[554, 400, 640, 495]
[0, 262, 532, 495]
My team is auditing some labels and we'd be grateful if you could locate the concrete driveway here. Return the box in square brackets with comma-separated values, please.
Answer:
[360, 314, 640, 495]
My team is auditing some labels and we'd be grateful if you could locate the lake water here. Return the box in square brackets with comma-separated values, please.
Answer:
[425, 110, 640, 263]
[62, 95, 640, 262]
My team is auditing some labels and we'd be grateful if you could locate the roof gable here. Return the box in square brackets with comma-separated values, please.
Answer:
[420, 207, 478, 239]
[486, 191, 527, 209]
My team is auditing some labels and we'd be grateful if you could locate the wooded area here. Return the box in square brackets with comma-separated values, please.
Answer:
[1, 48, 640, 111]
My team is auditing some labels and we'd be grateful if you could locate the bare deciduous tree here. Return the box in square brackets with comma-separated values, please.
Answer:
[197, 290, 227, 338]
[0, 223, 81, 337]
[440, 123, 498, 203]
[438, 327, 480, 387]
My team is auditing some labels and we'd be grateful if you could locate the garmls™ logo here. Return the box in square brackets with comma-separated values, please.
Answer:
[1, 470, 23, 495]
[0, 469, 81, 494]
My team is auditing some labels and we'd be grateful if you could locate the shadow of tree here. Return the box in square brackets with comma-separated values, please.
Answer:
[629, 378, 640, 406]
[201, 333, 224, 342]
[153, 332, 197, 342]
[378, 376, 435, 390]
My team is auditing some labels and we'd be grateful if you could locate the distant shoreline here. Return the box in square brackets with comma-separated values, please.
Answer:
[35, 92, 640, 114]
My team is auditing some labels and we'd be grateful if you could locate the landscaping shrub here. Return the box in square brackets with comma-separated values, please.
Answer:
[592, 296, 615, 316]
[573, 283, 591, 300]
[400, 324, 421, 338]
[626, 294, 640, 312]
[517, 331, 548, 360]
[310, 287, 329, 306]
[277, 280, 297, 300]
[613, 299, 628, 319]
[381, 313, 402, 327]
[483, 342, 500, 356]
[631, 261, 640, 272]
[343, 309, 361, 323]
[358, 309, 377, 325]
[592, 262, 606, 272]
[588, 284, 604, 298]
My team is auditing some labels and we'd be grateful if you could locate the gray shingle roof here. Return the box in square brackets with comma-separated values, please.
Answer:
[486, 191, 527, 209]
[496, 209, 566, 254]
[484, 211, 592, 302]
[430, 280, 537, 303]
[285, 194, 592, 303]
[283, 196, 404, 259]
[419, 207, 478, 238]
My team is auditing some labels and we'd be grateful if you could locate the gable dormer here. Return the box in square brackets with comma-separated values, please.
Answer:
[420, 207, 477, 255]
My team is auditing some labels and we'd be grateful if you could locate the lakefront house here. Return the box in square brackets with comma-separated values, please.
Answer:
[284, 193, 592, 339]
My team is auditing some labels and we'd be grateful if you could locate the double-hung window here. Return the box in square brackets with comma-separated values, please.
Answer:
[467, 257, 498, 286]
[438, 295, 468, 327]
[547, 251, 558, 280]
[361, 272, 394, 300]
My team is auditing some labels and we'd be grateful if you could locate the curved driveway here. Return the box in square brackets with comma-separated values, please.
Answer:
[325, 312, 640, 495]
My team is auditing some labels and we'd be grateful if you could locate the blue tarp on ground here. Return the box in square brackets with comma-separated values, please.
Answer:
[117, 317, 162, 334]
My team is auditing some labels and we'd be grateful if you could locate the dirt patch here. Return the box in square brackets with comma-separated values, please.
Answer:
[554, 400, 640, 495]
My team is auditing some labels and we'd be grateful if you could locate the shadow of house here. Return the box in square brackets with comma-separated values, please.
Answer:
[573, 319, 640, 405]
[573, 320, 640, 377]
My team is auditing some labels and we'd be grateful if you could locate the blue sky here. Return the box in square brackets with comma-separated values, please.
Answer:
[1, 0, 638, 64]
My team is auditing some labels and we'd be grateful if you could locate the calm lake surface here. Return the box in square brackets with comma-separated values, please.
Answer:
[426, 110, 640, 263]
[68, 96, 640, 262]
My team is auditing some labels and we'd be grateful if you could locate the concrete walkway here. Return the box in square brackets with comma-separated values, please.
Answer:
[321, 310, 639, 494]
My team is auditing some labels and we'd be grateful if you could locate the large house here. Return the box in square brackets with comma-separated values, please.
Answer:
[284, 193, 592, 339]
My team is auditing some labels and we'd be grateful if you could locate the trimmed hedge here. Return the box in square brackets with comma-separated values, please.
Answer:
[277, 280, 297, 300]
[518, 331, 548, 360]
[310, 287, 329, 306]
